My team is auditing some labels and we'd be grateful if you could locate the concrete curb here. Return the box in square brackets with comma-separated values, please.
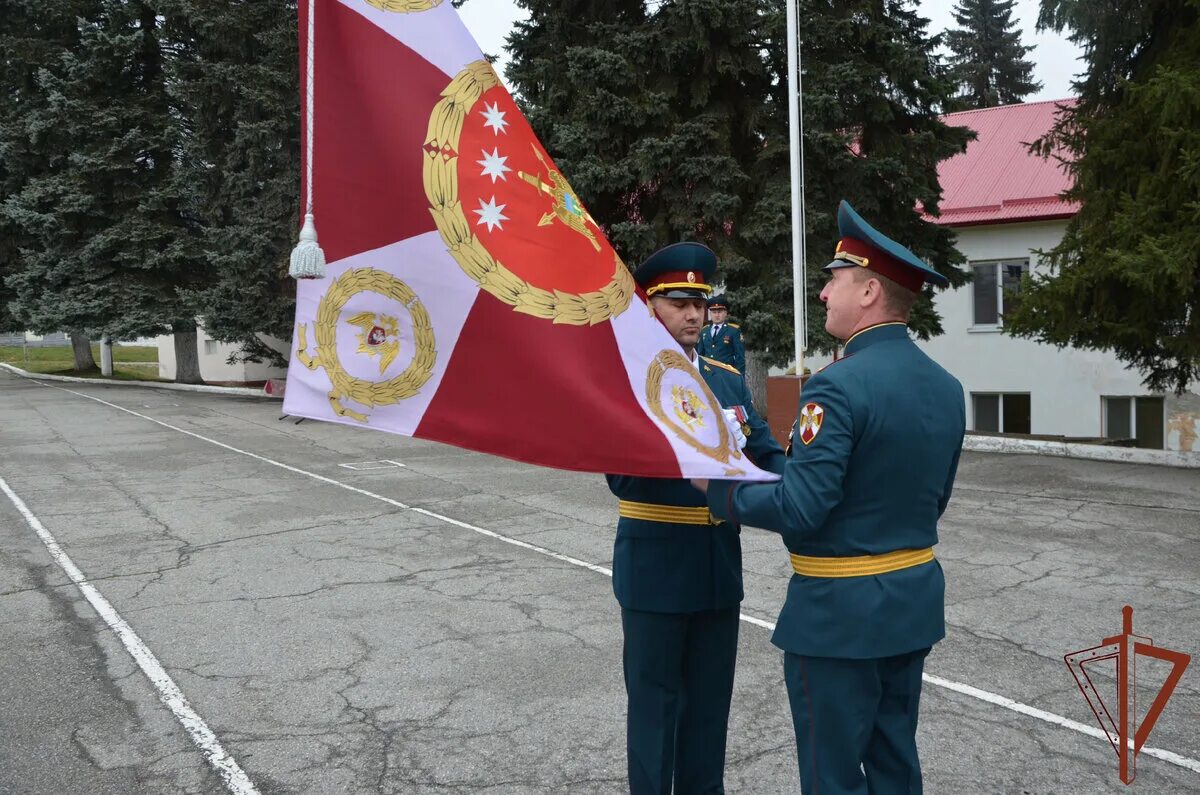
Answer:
[963, 434, 1200, 469]
[0, 362, 280, 399]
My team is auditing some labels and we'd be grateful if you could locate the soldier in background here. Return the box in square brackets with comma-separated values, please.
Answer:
[697, 295, 745, 373]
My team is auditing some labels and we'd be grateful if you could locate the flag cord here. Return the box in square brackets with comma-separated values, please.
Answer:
[289, 0, 326, 279]
[304, 0, 315, 216]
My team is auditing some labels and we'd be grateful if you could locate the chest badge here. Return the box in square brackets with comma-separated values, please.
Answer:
[798, 402, 824, 445]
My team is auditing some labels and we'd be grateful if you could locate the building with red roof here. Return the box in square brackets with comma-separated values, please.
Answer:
[908, 100, 1198, 451]
[926, 100, 1079, 228]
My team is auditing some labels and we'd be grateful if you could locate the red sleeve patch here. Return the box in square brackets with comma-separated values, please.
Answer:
[798, 402, 825, 445]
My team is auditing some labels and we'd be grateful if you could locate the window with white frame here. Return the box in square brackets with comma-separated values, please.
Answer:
[203, 339, 218, 355]
[1103, 396, 1165, 449]
[972, 259, 1029, 327]
[971, 392, 1031, 434]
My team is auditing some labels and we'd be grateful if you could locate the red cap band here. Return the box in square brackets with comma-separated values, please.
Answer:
[835, 238, 925, 293]
[643, 270, 713, 296]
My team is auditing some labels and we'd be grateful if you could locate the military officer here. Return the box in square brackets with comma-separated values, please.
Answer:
[694, 202, 966, 795]
[696, 295, 745, 373]
[608, 242, 787, 794]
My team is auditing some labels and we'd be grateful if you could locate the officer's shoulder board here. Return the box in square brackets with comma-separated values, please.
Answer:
[727, 323, 740, 329]
[814, 353, 856, 377]
[700, 355, 740, 375]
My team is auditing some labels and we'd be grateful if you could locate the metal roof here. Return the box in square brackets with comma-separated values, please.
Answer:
[926, 99, 1080, 227]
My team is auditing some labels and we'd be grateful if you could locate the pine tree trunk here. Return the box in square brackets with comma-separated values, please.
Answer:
[744, 349, 769, 414]
[69, 331, 96, 371]
[173, 321, 203, 384]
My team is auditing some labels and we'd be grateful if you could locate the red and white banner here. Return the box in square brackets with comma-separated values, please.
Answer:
[282, 0, 777, 480]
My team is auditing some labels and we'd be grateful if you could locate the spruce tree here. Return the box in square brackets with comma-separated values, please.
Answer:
[792, 0, 969, 353]
[166, 0, 301, 368]
[1005, 0, 1200, 393]
[1, 1, 207, 380]
[715, 0, 974, 362]
[507, 0, 655, 258]
[945, 0, 1041, 108]
[0, 0, 92, 350]
[628, 0, 773, 260]
[506, 0, 972, 366]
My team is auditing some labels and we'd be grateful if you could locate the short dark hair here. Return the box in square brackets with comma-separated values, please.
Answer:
[852, 268, 920, 318]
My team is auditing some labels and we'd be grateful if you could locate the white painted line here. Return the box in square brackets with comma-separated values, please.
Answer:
[923, 674, 1200, 774]
[738, 612, 777, 632]
[33, 383, 613, 579]
[31, 381, 1200, 778]
[744, 613, 1200, 776]
[338, 460, 407, 471]
[0, 476, 260, 795]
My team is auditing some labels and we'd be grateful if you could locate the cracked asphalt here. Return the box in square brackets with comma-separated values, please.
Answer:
[1, 369, 1197, 794]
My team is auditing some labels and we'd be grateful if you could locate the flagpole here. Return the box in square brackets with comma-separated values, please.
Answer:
[785, 0, 806, 373]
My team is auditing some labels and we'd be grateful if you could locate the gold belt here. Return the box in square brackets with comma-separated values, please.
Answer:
[790, 547, 935, 578]
[618, 500, 720, 526]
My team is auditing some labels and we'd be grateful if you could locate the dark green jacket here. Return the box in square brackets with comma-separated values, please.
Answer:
[697, 323, 745, 372]
[608, 356, 787, 613]
[708, 323, 965, 658]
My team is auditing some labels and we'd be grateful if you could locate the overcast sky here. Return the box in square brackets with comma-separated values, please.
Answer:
[457, 0, 1083, 102]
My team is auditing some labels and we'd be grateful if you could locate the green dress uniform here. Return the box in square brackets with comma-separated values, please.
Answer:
[696, 296, 745, 372]
[706, 202, 966, 795]
[610, 243, 787, 794]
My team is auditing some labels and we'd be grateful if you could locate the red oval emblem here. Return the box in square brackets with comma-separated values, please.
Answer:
[424, 62, 633, 324]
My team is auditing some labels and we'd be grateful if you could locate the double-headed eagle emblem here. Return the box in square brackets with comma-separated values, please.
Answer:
[348, 312, 401, 374]
[671, 385, 705, 430]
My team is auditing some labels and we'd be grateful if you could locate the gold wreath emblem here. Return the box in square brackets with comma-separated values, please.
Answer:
[296, 268, 436, 423]
[363, 0, 443, 12]
[423, 60, 634, 325]
[646, 349, 743, 471]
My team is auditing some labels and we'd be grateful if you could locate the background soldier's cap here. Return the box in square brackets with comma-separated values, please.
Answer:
[707, 294, 729, 311]
[824, 200, 949, 291]
[633, 242, 716, 299]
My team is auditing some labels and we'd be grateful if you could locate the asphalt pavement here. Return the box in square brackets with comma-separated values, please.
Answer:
[1, 369, 1197, 794]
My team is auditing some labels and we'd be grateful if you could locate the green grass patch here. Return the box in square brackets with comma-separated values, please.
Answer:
[0, 344, 159, 364]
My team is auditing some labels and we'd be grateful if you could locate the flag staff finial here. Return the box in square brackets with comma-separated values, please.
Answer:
[290, 0, 327, 280]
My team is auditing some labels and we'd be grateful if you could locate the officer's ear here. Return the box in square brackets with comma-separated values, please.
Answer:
[855, 272, 885, 308]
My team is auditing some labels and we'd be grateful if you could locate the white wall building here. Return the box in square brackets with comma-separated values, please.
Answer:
[920, 219, 1200, 451]
[157, 330, 288, 384]
[932, 101, 1199, 451]
[806, 100, 1200, 452]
